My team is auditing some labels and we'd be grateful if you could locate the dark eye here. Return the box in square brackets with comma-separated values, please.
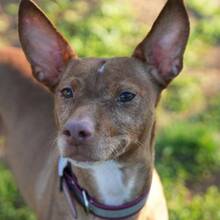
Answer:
[118, 91, 136, 103]
[60, 87, 73, 98]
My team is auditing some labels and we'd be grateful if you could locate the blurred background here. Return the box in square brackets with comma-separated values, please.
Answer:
[0, 0, 220, 219]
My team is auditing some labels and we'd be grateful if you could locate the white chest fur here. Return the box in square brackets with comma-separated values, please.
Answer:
[90, 161, 135, 206]
[68, 159, 136, 206]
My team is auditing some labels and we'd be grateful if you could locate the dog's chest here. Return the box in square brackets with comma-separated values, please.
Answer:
[90, 161, 135, 206]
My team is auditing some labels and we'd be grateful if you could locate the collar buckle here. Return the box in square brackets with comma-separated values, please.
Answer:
[82, 190, 90, 213]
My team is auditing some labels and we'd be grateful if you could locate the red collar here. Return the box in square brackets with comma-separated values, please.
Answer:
[58, 157, 148, 219]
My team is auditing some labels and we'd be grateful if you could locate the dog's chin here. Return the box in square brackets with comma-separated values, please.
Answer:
[66, 157, 105, 169]
[60, 147, 99, 163]
[64, 153, 100, 163]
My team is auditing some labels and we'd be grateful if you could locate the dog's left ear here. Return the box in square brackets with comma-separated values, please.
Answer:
[133, 0, 190, 88]
[18, 0, 77, 90]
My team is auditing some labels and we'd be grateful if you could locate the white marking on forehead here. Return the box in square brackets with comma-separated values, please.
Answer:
[97, 63, 106, 74]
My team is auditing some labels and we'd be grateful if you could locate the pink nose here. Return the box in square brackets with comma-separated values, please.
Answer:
[62, 119, 94, 143]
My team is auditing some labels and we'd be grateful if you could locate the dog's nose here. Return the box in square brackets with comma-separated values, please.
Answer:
[62, 119, 94, 143]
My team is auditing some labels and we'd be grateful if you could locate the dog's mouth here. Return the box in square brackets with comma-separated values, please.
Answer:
[66, 157, 106, 169]
[57, 134, 131, 163]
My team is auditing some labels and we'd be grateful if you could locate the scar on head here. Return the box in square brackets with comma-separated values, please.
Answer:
[97, 60, 107, 75]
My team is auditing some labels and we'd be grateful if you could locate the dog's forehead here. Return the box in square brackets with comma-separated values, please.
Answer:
[65, 57, 152, 88]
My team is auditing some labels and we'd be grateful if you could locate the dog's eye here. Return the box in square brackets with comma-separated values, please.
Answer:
[60, 87, 73, 98]
[118, 91, 136, 103]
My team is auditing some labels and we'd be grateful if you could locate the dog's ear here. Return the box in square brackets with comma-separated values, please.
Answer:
[18, 0, 77, 90]
[133, 0, 189, 88]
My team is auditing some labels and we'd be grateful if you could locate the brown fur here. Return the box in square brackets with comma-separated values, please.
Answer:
[0, 0, 189, 219]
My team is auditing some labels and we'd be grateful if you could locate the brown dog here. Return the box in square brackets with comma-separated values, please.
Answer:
[0, 0, 189, 219]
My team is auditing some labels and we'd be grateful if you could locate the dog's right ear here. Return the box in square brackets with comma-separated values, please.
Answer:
[132, 0, 189, 89]
[18, 0, 77, 90]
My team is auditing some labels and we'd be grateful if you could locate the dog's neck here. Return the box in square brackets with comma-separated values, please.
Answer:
[88, 160, 137, 205]
[68, 146, 152, 207]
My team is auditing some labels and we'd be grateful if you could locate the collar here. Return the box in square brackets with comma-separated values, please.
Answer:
[58, 157, 148, 219]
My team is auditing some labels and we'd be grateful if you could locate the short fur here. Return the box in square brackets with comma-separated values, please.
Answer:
[0, 0, 189, 219]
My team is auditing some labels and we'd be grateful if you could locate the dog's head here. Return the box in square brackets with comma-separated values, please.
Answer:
[19, 0, 189, 162]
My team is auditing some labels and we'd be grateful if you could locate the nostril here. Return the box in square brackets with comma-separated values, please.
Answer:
[63, 129, 71, 137]
[78, 130, 91, 139]
[63, 119, 94, 142]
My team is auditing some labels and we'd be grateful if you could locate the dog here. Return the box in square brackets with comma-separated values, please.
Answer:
[0, 0, 189, 219]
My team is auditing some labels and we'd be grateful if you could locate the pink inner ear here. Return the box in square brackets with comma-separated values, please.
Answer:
[150, 28, 182, 77]
[19, 0, 76, 89]
[21, 16, 73, 87]
[152, 44, 171, 75]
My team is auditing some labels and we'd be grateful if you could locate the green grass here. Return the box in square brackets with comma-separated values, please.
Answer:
[0, 163, 36, 220]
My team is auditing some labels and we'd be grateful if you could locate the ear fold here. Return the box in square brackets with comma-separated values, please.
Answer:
[133, 0, 190, 88]
[18, 0, 77, 90]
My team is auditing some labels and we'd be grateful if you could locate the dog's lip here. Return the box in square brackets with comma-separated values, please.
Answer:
[60, 134, 95, 148]
[67, 157, 106, 170]
[62, 151, 99, 162]
[58, 135, 87, 149]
